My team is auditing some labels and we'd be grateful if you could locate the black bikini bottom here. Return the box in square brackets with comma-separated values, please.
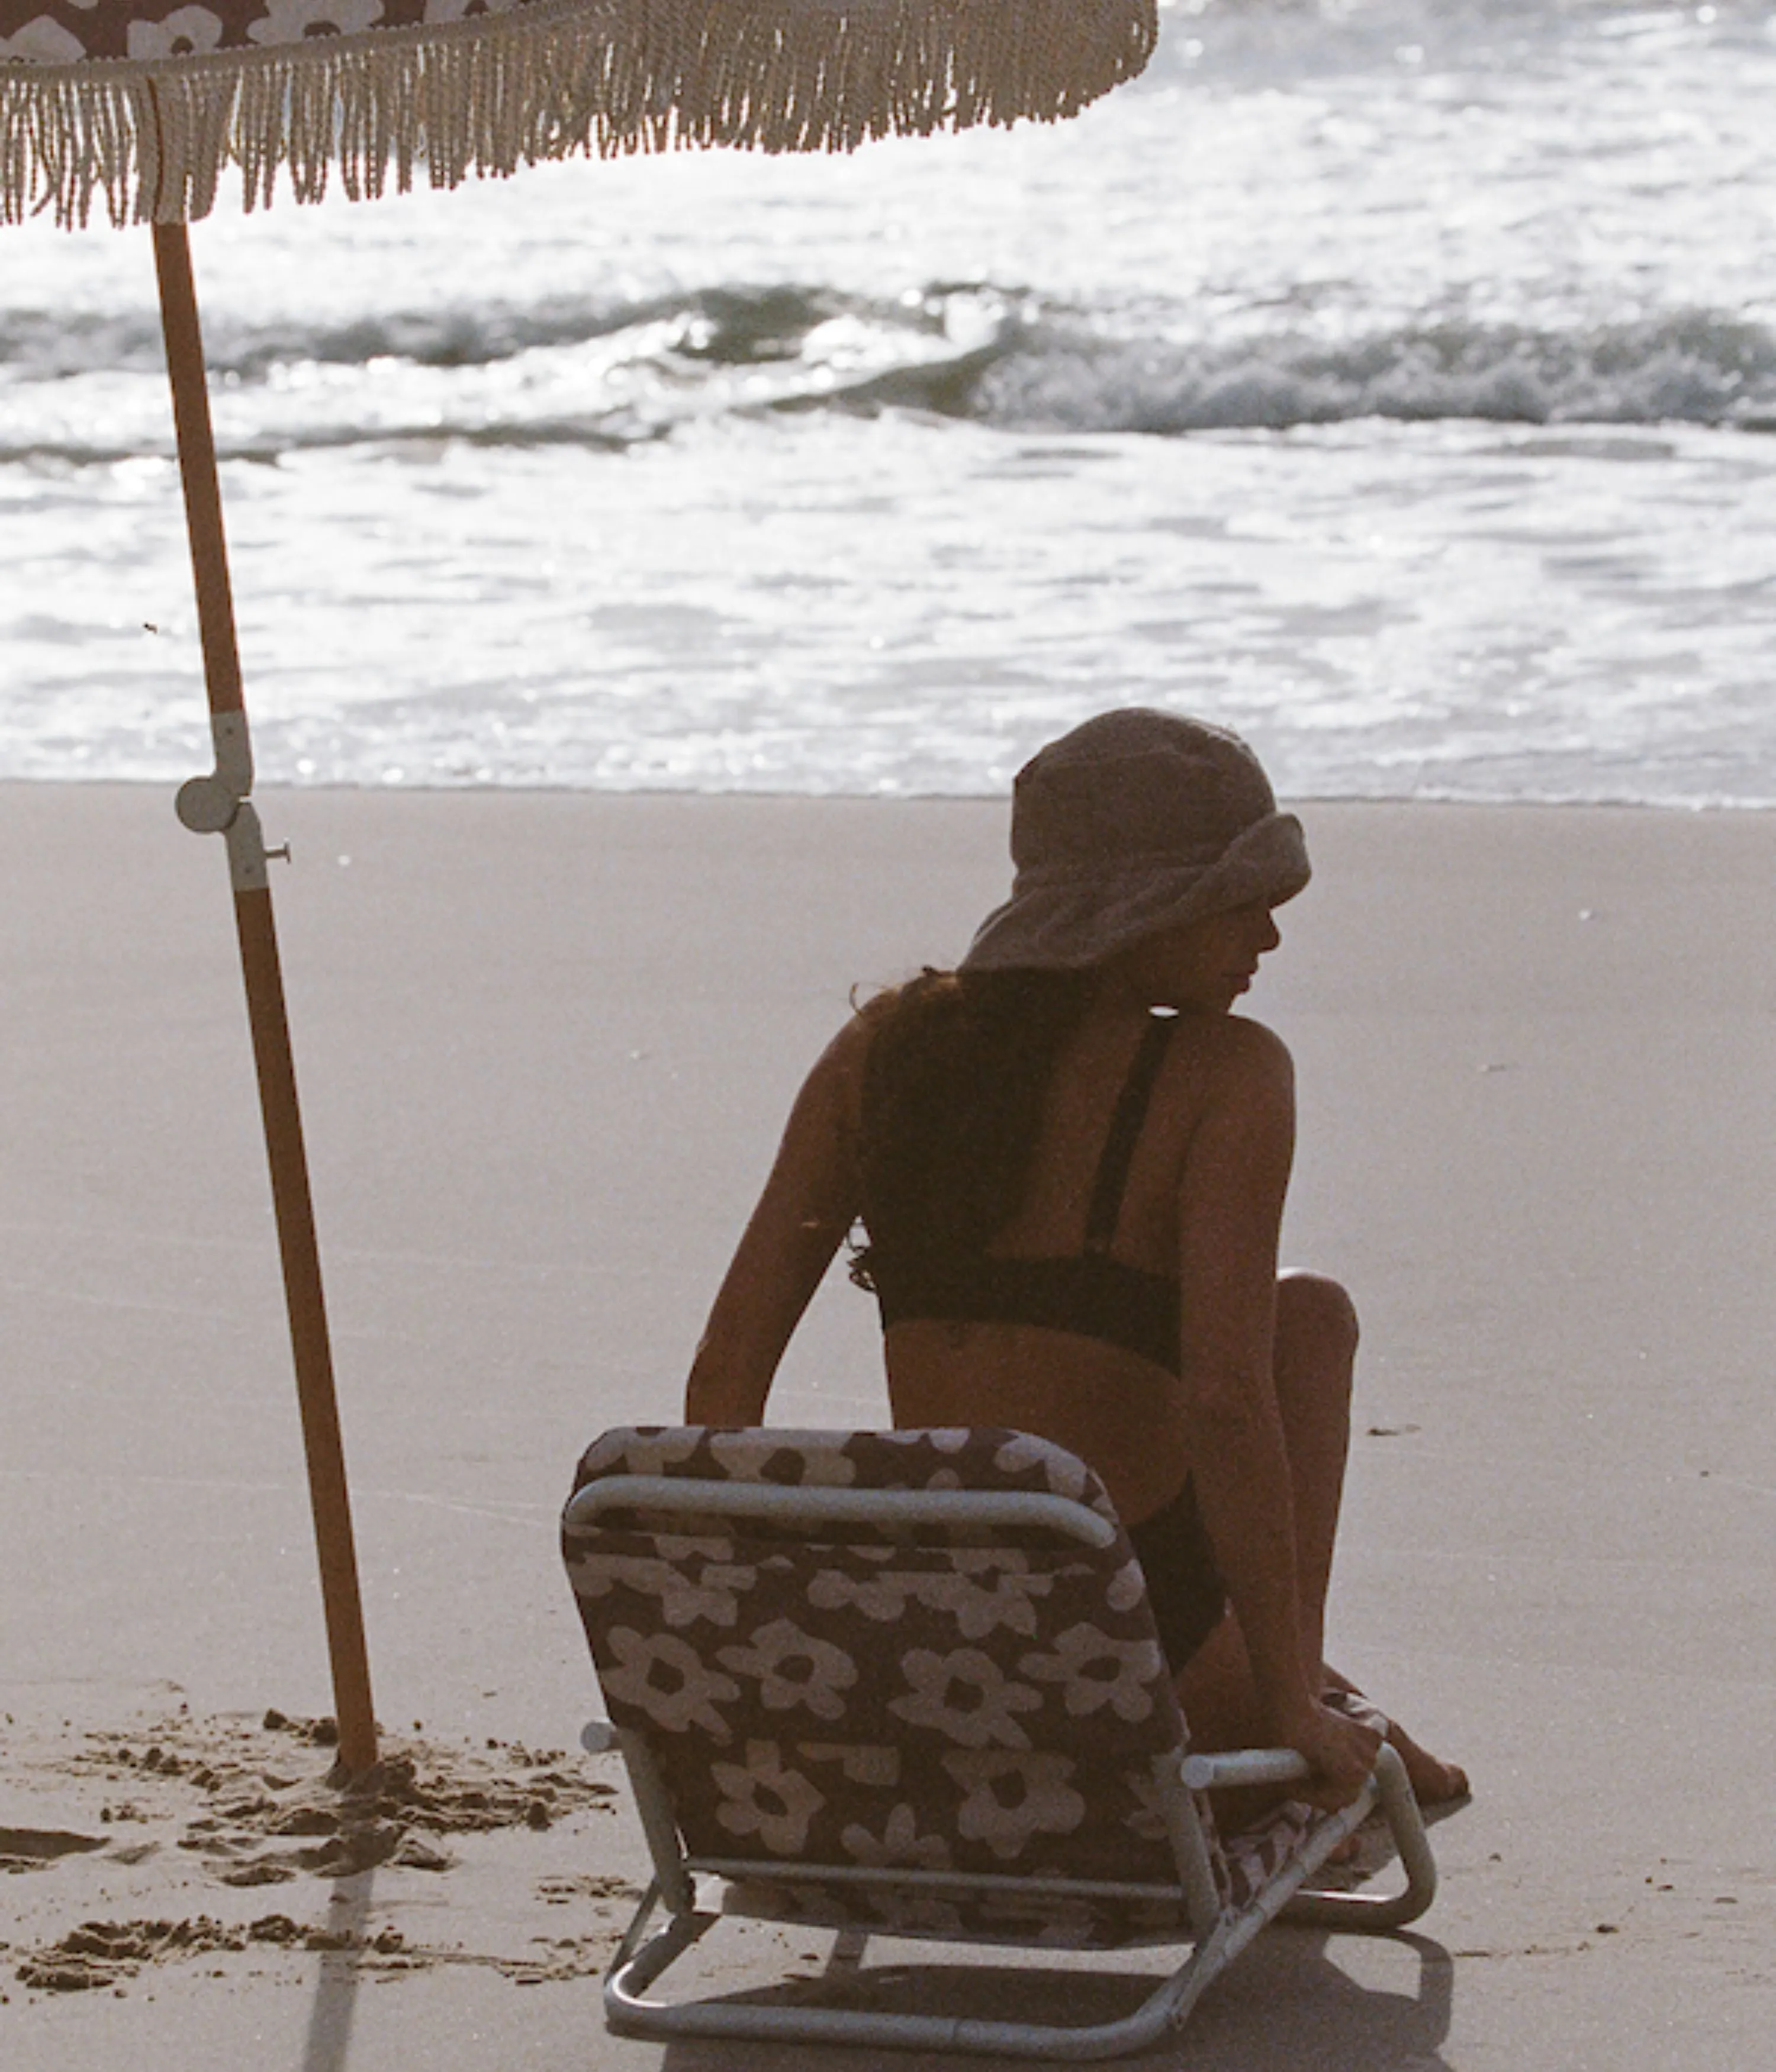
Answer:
[1127, 1476, 1228, 1675]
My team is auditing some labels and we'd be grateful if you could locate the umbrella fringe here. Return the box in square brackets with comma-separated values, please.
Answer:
[0, 0, 1157, 229]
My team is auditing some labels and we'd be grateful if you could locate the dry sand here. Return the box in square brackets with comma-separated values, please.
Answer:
[3, 781, 1772, 2068]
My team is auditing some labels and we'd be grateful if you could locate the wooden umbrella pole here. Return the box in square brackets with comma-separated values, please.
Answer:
[152, 222, 378, 1777]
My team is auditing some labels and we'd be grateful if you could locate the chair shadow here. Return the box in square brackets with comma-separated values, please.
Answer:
[1166, 1925, 1455, 2070]
[651, 1919, 1455, 2071]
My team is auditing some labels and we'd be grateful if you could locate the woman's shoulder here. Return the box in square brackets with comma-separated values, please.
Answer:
[801, 1006, 873, 1098]
[797, 985, 905, 1114]
[828, 970, 951, 1057]
[1181, 1010, 1295, 1102]
[803, 969, 967, 1139]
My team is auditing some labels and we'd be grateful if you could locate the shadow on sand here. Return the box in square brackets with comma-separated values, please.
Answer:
[646, 1919, 1455, 2071]
[297, 1870, 375, 2072]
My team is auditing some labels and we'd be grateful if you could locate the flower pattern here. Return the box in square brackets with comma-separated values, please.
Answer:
[597, 1627, 739, 1742]
[245, 0, 382, 41]
[594, 1428, 707, 1480]
[839, 1801, 954, 1872]
[805, 1553, 1050, 1639]
[933, 1552, 1053, 1639]
[718, 1616, 857, 1722]
[564, 1540, 755, 1630]
[1019, 1621, 1166, 1722]
[711, 1742, 825, 1855]
[123, 5, 223, 54]
[1105, 1553, 1147, 1614]
[700, 1428, 860, 1489]
[1, 14, 85, 57]
[943, 1749, 1088, 1859]
[993, 1430, 1105, 1511]
[890, 1646, 1043, 1749]
[0, 0, 476, 64]
[800, 1741, 899, 1787]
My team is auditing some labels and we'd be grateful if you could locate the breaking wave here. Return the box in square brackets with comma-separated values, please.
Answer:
[6, 287, 1776, 466]
[968, 308, 1776, 435]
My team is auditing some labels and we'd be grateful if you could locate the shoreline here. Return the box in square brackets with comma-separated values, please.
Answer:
[9, 773, 1776, 812]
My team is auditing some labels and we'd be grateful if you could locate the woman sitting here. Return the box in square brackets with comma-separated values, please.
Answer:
[684, 709, 1466, 1811]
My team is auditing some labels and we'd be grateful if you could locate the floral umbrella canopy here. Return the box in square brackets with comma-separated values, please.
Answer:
[0, 0, 1157, 1773]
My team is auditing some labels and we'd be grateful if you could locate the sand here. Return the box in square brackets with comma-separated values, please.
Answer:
[3, 781, 1773, 2068]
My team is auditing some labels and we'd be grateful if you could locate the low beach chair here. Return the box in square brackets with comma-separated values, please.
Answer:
[560, 1425, 1436, 2058]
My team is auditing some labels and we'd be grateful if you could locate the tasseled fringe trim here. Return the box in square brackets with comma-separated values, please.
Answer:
[0, 0, 1158, 229]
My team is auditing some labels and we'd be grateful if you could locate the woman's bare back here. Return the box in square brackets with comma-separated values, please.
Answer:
[880, 992, 1234, 1527]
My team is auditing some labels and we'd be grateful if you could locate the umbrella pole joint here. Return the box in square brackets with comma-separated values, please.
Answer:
[176, 710, 287, 892]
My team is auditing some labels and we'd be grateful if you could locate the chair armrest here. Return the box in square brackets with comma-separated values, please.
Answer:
[581, 1717, 619, 1755]
[1180, 1746, 1312, 1791]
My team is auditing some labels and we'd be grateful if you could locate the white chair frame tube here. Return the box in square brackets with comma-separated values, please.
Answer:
[565, 1475, 1117, 1546]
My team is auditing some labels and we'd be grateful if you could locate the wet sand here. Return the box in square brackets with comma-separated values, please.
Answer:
[3, 783, 1772, 2066]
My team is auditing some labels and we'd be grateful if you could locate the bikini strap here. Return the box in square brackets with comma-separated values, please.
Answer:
[1083, 1011, 1178, 1255]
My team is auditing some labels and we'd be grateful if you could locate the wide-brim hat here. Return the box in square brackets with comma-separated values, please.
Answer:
[960, 709, 1310, 973]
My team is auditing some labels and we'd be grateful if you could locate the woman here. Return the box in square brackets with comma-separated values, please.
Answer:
[684, 709, 1466, 1812]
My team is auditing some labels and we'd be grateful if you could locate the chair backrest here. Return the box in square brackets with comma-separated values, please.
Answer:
[562, 1426, 1208, 1946]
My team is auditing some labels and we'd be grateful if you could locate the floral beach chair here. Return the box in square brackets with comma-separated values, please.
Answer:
[560, 1426, 1436, 2058]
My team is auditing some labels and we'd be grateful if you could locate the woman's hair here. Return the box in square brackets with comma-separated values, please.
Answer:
[849, 966, 1095, 1288]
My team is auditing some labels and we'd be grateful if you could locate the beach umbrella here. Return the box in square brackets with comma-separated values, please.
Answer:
[0, 0, 1157, 1774]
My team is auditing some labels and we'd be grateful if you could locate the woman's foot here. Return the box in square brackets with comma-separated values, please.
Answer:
[1384, 1716, 1469, 1806]
[1321, 1668, 1469, 1806]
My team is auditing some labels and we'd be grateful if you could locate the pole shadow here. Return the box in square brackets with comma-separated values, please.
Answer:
[298, 1867, 375, 2072]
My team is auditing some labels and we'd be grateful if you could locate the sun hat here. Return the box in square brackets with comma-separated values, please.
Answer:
[959, 709, 1310, 973]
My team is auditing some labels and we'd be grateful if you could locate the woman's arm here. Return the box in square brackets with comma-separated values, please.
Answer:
[1173, 1021, 1350, 1756]
[1175, 1021, 1378, 1803]
[683, 1016, 867, 1425]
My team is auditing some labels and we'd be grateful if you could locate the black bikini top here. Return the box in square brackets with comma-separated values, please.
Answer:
[870, 1011, 1182, 1376]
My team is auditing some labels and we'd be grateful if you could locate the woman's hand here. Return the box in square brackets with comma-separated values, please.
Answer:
[1279, 1697, 1382, 1811]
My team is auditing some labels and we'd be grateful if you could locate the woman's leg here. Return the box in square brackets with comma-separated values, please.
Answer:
[1270, 1269, 1358, 1677]
[1178, 1270, 1468, 1806]
[1171, 1270, 1352, 1786]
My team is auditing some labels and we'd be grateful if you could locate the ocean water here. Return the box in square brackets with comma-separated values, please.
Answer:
[4, 0, 1776, 803]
